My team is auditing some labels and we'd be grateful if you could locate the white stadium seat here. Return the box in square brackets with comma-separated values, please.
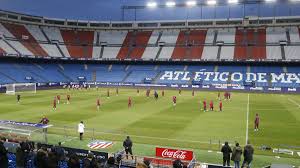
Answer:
[142, 47, 159, 59]
[201, 46, 219, 60]
[204, 29, 215, 44]
[102, 47, 121, 59]
[158, 47, 174, 59]
[58, 45, 71, 57]
[0, 23, 14, 38]
[147, 30, 160, 45]
[25, 25, 48, 42]
[40, 44, 62, 57]
[289, 27, 300, 43]
[92, 46, 101, 59]
[0, 39, 18, 54]
[160, 30, 180, 44]
[219, 46, 234, 60]
[266, 46, 282, 60]
[216, 28, 236, 44]
[98, 31, 127, 45]
[7, 40, 33, 55]
[284, 46, 300, 60]
[266, 27, 287, 43]
[42, 26, 65, 42]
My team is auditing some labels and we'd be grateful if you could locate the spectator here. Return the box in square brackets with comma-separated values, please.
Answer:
[36, 146, 48, 168]
[47, 151, 58, 168]
[16, 146, 25, 168]
[0, 138, 8, 168]
[105, 156, 117, 168]
[55, 142, 65, 161]
[242, 141, 254, 168]
[123, 136, 134, 159]
[231, 143, 243, 168]
[83, 152, 94, 168]
[67, 153, 80, 168]
[221, 141, 232, 167]
[90, 156, 100, 168]
[143, 159, 152, 168]
[173, 159, 183, 168]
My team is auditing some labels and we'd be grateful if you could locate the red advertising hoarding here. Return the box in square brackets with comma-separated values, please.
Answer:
[155, 147, 194, 161]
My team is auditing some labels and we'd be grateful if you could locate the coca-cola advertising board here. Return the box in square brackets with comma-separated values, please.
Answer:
[155, 147, 193, 161]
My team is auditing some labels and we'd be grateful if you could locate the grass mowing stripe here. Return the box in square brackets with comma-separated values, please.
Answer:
[246, 93, 249, 145]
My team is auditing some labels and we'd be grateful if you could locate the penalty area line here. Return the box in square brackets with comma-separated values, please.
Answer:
[61, 136, 78, 145]
[287, 98, 300, 108]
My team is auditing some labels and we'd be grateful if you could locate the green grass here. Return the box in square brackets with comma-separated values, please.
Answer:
[0, 88, 299, 167]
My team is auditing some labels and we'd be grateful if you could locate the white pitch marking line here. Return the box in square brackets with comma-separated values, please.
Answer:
[246, 94, 250, 145]
[288, 98, 300, 108]
[61, 137, 77, 144]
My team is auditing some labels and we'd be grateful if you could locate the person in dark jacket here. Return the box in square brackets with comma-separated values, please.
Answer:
[221, 141, 232, 166]
[123, 136, 133, 159]
[105, 157, 118, 168]
[0, 138, 8, 168]
[47, 151, 58, 168]
[67, 153, 80, 168]
[16, 146, 25, 168]
[231, 143, 243, 168]
[55, 142, 65, 161]
[242, 141, 254, 168]
[173, 159, 184, 168]
[36, 146, 48, 168]
[83, 152, 93, 168]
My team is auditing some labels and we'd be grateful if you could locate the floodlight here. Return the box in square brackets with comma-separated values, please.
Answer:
[147, 2, 157, 8]
[228, 0, 238, 4]
[166, 1, 176, 7]
[207, 0, 217, 5]
[186, 1, 197, 6]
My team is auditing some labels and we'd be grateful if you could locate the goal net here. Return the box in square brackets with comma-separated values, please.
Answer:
[5, 83, 36, 95]
[0, 120, 52, 143]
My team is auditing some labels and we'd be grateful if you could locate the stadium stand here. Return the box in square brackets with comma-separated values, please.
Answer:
[0, 18, 299, 61]
[1, 23, 48, 56]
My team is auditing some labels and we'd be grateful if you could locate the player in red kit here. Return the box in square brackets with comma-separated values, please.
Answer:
[203, 100, 207, 112]
[67, 94, 70, 104]
[254, 113, 260, 131]
[53, 97, 57, 110]
[224, 92, 228, 100]
[162, 90, 165, 97]
[128, 97, 132, 108]
[219, 101, 223, 112]
[97, 98, 100, 111]
[228, 92, 231, 100]
[173, 96, 177, 106]
[57, 95, 61, 104]
[210, 100, 214, 111]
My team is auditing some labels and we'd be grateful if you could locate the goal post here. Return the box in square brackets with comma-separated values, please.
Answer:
[5, 83, 36, 95]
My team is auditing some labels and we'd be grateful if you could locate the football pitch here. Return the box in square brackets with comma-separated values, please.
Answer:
[0, 88, 299, 167]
